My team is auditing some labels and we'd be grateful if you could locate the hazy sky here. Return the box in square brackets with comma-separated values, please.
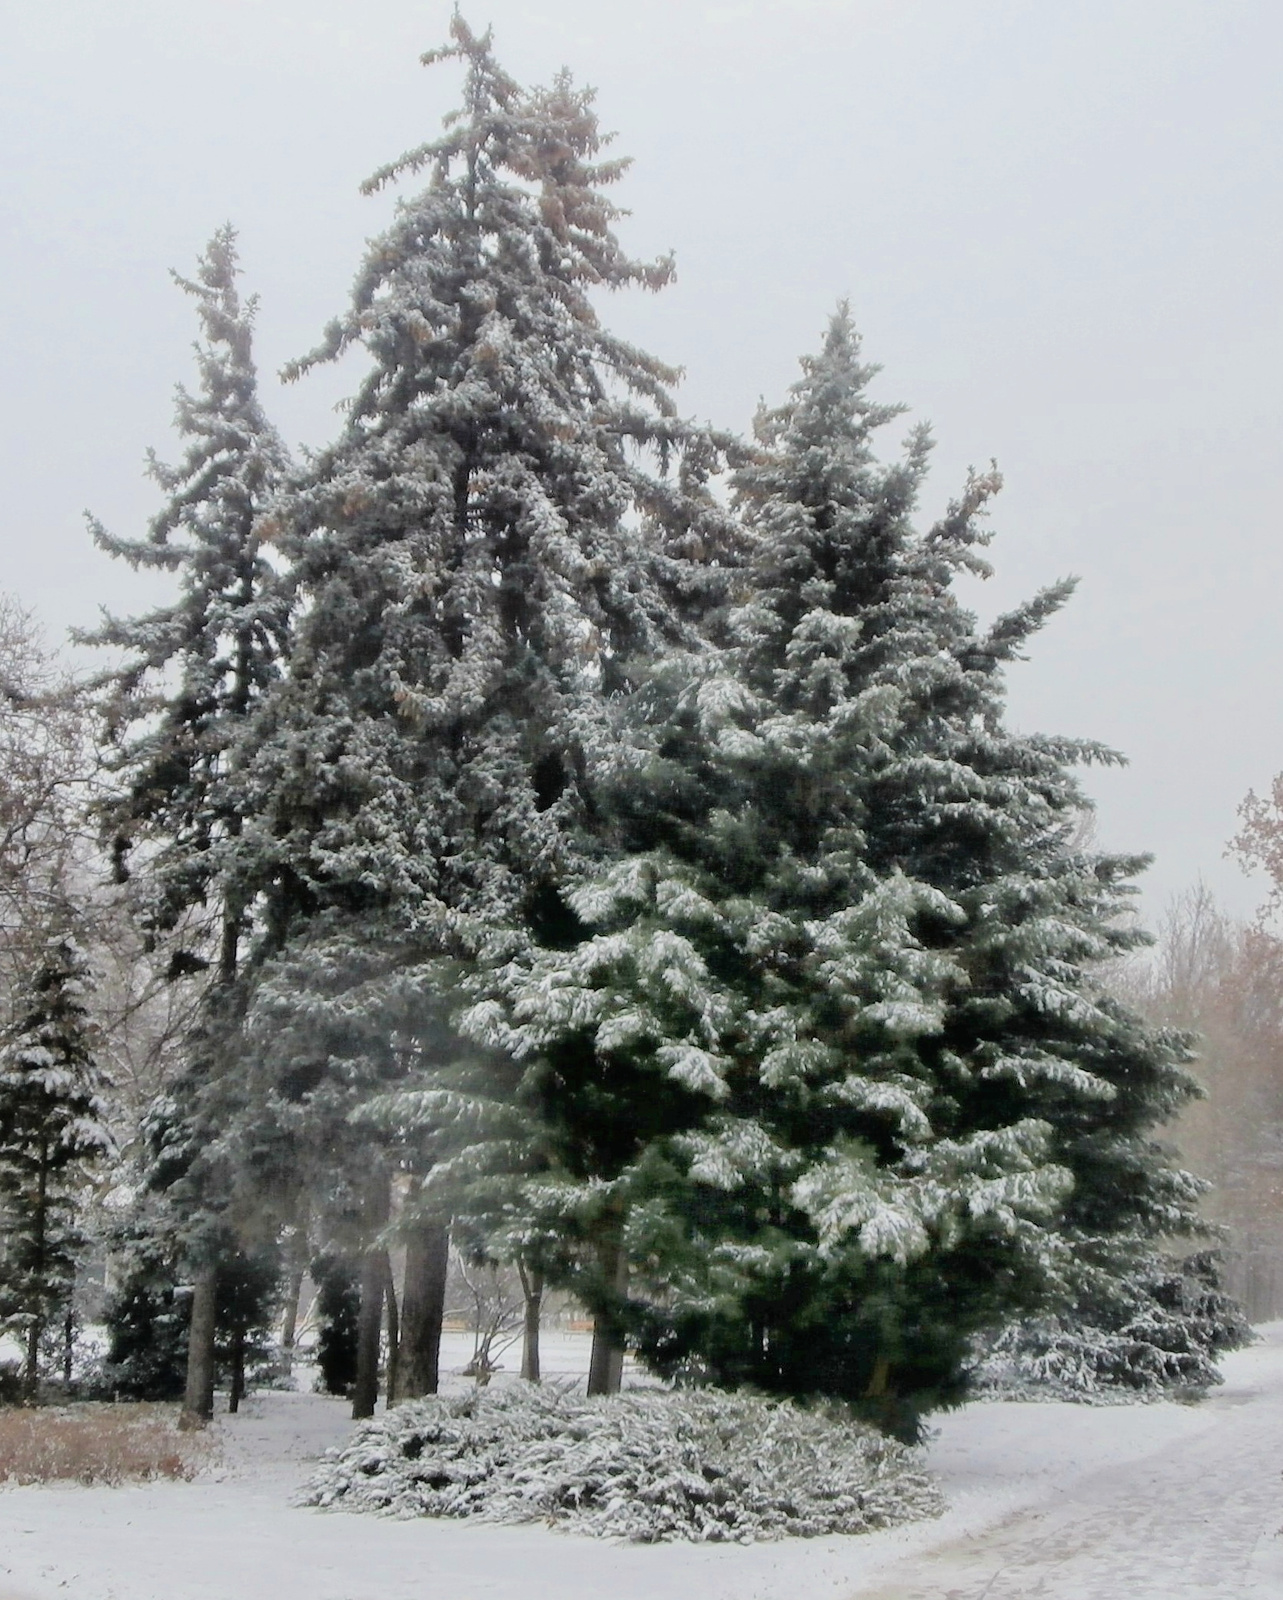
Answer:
[4, 0, 1281, 924]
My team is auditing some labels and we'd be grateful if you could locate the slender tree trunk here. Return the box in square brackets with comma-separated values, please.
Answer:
[182, 1262, 218, 1426]
[229, 1328, 246, 1414]
[181, 897, 240, 1427]
[518, 1260, 543, 1383]
[351, 1170, 390, 1420]
[586, 1237, 628, 1397]
[279, 1195, 311, 1378]
[395, 1218, 449, 1399]
[63, 1303, 75, 1386]
[23, 1319, 41, 1403]
[280, 1266, 304, 1375]
[865, 1354, 892, 1398]
[24, 1149, 49, 1401]
[382, 1252, 400, 1409]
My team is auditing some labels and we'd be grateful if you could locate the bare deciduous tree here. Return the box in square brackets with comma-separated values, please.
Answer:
[1113, 884, 1283, 1318]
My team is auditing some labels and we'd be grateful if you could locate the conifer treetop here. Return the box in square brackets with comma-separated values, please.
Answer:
[287, 12, 678, 415]
[248, 14, 737, 939]
[81, 226, 291, 941]
[92, 225, 288, 580]
[84, 225, 290, 709]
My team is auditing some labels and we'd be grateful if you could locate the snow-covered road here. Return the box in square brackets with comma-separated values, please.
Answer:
[2, 1327, 1281, 1600]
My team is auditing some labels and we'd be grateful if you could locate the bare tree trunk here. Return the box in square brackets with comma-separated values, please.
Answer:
[280, 1265, 304, 1375]
[228, 1328, 246, 1414]
[382, 1252, 399, 1408]
[518, 1260, 543, 1383]
[278, 1197, 312, 1378]
[181, 1263, 218, 1426]
[351, 1171, 390, 1420]
[586, 1237, 628, 1397]
[865, 1354, 892, 1398]
[395, 1219, 449, 1399]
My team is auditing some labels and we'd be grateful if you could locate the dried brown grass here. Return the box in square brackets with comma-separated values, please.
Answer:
[0, 1402, 211, 1485]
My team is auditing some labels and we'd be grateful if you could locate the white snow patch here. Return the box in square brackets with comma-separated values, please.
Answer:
[2, 1327, 1282, 1599]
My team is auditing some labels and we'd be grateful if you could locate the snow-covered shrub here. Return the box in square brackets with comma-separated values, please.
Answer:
[971, 1250, 1252, 1402]
[301, 1382, 942, 1542]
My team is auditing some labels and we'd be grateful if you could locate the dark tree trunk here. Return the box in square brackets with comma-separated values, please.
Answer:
[229, 1328, 246, 1414]
[182, 1263, 218, 1426]
[382, 1252, 399, 1408]
[23, 1319, 41, 1403]
[395, 1219, 449, 1399]
[586, 1237, 628, 1397]
[24, 1149, 49, 1401]
[63, 1303, 75, 1386]
[518, 1260, 543, 1383]
[351, 1171, 390, 1420]
[865, 1354, 892, 1398]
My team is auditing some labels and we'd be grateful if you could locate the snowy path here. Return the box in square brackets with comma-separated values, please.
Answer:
[1, 1327, 1281, 1600]
[850, 1331, 1283, 1600]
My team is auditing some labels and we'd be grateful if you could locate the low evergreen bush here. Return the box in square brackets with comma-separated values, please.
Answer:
[302, 1382, 942, 1542]
[971, 1250, 1251, 1401]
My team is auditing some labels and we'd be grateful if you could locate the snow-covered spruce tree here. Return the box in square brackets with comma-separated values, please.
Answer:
[84, 224, 291, 961]
[81, 226, 292, 1418]
[467, 309, 1206, 1436]
[230, 16, 736, 1406]
[0, 934, 108, 1399]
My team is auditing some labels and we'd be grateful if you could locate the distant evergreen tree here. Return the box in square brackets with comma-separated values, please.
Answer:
[312, 1253, 362, 1398]
[472, 310, 1205, 1435]
[214, 1247, 281, 1411]
[100, 1216, 190, 1400]
[0, 935, 108, 1399]
[100, 1227, 283, 1406]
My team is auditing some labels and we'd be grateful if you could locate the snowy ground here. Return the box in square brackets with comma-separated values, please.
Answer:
[2, 1325, 1282, 1600]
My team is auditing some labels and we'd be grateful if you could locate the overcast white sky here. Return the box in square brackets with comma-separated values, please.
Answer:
[3, 0, 1281, 924]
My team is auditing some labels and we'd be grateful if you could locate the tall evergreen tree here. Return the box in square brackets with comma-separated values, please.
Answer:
[82, 226, 292, 1418]
[0, 935, 108, 1398]
[470, 309, 1204, 1434]
[230, 16, 737, 1406]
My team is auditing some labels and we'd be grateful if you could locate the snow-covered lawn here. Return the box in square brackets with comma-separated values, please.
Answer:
[3, 1325, 1282, 1600]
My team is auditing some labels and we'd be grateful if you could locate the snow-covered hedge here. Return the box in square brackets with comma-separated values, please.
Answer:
[301, 1383, 942, 1542]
